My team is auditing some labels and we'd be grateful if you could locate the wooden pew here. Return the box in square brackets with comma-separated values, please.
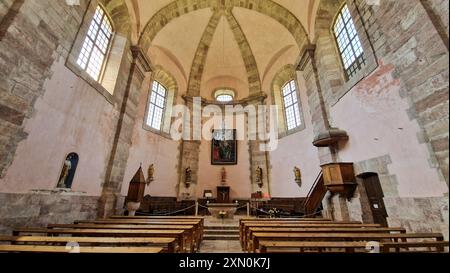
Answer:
[48, 224, 195, 252]
[0, 245, 163, 254]
[109, 216, 205, 243]
[13, 228, 189, 253]
[258, 240, 450, 253]
[74, 220, 203, 250]
[239, 220, 363, 243]
[240, 222, 381, 249]
[0, 236, 177, 253]
[244, 227, 406, 252]
[250, 232, 445, 253]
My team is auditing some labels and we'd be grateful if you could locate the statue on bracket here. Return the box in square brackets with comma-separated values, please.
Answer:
[221, 167, 227, 186]
[147, 164, 154, 186]
[294, 166, 302, 188]
[255, 166, 263, 188]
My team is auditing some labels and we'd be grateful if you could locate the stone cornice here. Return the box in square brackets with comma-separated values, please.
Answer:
[181, 92, 268, 106]
[296, 44, 316, 71]
[130, 45, 152, 73]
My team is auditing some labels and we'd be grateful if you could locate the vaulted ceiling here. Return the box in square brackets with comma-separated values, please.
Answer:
[125, 0, 320, 99]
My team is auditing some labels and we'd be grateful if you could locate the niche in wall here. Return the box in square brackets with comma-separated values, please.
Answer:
[56, 153, 79, 189]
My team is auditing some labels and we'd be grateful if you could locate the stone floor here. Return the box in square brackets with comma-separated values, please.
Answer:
[198, 240, 243, 253]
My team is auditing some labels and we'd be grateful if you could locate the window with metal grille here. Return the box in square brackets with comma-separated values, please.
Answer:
[146, 81, 167, 131]
[282, 80, 302, 130]
[333, 4, 365, 79]
[214, 89, 235, 102]
[76, 6, 113, 81]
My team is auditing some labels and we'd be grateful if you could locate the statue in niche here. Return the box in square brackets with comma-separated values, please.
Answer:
[221, 167, 227, 185]
[147, 164, 154, 185]
[57, 153, 79, 189]
[255, 166, 263, 188]
[185, 167, 192, 188]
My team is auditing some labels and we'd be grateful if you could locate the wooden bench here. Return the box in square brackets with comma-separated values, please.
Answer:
[239, 220, 363, 242]
[74, 220, 203, 249]
[0, 245, 163, 253]
[250, 232, 445, 253]
[0, 236, 177, 253]
[13, 228, 189, 253]
[258, 240, 450, 253]
[244, 227, 406, 251]
[240, 222, 381, 249]
[48, 224, 195, 252]
[110, 216, 205, 241]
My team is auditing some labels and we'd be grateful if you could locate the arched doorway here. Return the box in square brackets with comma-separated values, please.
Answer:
[358, 173, 389, 227]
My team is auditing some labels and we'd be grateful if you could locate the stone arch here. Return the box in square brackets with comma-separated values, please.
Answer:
[138, 0, 310, 54]
[313, 0, 346, 98]
[100, 0, 133, 36]
[271, 64, 304, 135]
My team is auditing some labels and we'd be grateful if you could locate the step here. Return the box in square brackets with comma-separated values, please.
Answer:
[204, 230, 239, 236]
[203, 234, 240, 241]
[204, 225, 239, 230]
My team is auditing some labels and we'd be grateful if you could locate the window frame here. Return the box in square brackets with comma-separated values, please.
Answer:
[214, 89, 236, 103]
[281, 80, 302, 132]
[76, 4, 114, 83]
[332, 3, 365, 80]
[146, 81, 168, 132]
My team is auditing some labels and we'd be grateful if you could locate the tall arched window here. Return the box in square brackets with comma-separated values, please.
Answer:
[77, 5, 113, 81]
[282, 80, 302, 130]
[146, 81, 167, 131]
[333, 4, 365, 79]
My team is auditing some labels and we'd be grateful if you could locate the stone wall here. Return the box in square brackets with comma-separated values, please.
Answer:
[311, 0, 449, 238]
[0, 192, 98, 235]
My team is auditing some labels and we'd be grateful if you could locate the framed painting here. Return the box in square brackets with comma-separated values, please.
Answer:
[211, 129, 238, 165]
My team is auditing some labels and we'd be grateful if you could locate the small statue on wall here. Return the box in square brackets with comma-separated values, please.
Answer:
[147, 164, 154, 185]
[255, 166, 263, 188]
[294, 166, 302, 188]
[185, 167, 192, 188]
[221, 167, 227, 185]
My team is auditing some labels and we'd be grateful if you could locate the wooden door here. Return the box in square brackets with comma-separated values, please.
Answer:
[363, 174, 388, 227]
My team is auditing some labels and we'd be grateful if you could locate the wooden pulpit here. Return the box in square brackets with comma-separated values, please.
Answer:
[217, 186, 230, 203]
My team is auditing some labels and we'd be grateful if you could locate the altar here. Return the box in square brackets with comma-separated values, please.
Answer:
[207, 203, 239, 219]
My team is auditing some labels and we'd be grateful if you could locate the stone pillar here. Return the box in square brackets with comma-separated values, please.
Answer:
[98, 46, 152, 218]
[297, 45, 339, 165]
[177, 96, 201, 200]
[297, 45, 352, 219]
[247, 95, 271, 197]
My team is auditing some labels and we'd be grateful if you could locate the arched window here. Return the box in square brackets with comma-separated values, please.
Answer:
[333, 4, 365, 79]
[76, 5, 113, 81]
[282, 80, 302, 130]
[214, 89, 235, 103]
[146, 81, 167, 131]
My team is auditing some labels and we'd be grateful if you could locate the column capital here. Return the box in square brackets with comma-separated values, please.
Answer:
[130, 45, 153, 73]
[296, 44, 316, 71]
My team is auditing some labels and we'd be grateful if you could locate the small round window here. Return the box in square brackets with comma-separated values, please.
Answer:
[214, 89, 235, 102]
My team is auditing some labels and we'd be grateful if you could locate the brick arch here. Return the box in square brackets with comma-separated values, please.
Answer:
[312, 0, 346, 101]
[100, 0, 133, 35]
[138, 0, 310, 54]
[152, 65, 179, 95]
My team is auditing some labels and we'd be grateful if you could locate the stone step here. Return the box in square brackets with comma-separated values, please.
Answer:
[204, 229, 239, 235]
[203, 234, 240, 241]
[204, 225, 239, 230]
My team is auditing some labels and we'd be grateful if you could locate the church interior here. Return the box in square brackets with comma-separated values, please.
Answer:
[0, 0, 448, 254]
